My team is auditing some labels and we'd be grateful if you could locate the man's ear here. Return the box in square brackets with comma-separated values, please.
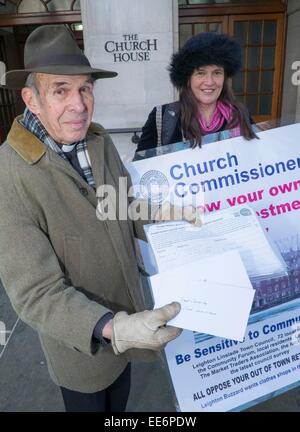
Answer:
[21, 87, 40, 115]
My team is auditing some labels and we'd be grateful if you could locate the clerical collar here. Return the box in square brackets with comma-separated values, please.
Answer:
[60, 143, 77, 153]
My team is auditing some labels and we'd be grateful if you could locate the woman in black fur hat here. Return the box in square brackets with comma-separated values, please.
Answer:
[135, 32, 258, 154]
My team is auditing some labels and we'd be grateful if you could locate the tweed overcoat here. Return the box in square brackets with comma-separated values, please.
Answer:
[0, 117, 151, 392]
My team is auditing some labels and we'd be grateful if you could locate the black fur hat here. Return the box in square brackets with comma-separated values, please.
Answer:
[169, 32, 242, 89]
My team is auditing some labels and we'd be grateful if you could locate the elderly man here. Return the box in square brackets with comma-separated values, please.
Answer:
[0, 25, 191, 412]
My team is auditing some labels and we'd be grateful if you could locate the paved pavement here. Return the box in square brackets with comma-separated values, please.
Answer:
[1, 283, 300, 412]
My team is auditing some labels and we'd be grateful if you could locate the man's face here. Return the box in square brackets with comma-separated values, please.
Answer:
[29, 73, 94, 144]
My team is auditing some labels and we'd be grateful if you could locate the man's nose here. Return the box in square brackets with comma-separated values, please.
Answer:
[69, 91, 86, 112]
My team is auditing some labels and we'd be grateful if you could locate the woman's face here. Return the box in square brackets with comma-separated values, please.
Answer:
[189, 65, 225, 108]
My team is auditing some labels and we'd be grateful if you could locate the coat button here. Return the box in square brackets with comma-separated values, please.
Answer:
[79, 187, 88, 196]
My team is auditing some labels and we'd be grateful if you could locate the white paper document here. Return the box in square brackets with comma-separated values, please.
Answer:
[144, 205, 286, 279]
[150, 250, 255, 341]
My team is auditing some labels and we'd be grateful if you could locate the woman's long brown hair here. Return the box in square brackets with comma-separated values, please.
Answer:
[180, 76, 258, 148]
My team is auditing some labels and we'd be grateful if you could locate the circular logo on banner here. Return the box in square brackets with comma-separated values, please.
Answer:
[140, 170, 169, 203]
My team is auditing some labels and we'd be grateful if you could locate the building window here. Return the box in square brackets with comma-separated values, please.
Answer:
[179, 0, 277, 4]
[0, 0, 81, 14]
[179, 1, 286, 122]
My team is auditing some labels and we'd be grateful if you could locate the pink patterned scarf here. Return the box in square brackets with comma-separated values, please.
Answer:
[198, 101, 241, 137]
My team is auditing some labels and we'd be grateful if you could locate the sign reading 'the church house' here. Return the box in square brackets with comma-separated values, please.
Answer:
[104, 33, 158, 62]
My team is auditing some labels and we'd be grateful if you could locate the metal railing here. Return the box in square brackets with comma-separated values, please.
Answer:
[105, 127, 142, 144]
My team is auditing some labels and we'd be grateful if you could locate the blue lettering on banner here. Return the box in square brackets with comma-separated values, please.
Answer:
[170, 155, 300, 198]
[174, 314, 300, 366]
[263, 315, 300, 334]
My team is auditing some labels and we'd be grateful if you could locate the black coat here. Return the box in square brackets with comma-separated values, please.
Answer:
[137, 103, 183, 152]
[136, 102, 229, 153]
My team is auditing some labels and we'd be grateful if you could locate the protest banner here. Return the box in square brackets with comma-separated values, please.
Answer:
[127, 123, 300, 411]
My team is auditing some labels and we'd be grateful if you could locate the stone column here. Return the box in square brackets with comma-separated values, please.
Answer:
[80, 0, 178, 160]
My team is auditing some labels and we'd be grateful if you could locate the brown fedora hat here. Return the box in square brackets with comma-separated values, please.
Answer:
[2, 24, 117, 89]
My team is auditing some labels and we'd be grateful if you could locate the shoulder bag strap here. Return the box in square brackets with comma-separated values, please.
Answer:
[155, 104, 163, 147]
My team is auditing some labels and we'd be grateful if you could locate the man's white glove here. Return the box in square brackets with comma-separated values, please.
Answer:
[111, 302, 182, 355]
[153, 201, 202, 227]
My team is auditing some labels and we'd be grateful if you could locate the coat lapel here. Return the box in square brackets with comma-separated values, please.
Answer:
[47, 149, 98, 208]
[86, 130, 105, 189]
[7, 117, 46, 164]
[7, 117, 102, 209]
